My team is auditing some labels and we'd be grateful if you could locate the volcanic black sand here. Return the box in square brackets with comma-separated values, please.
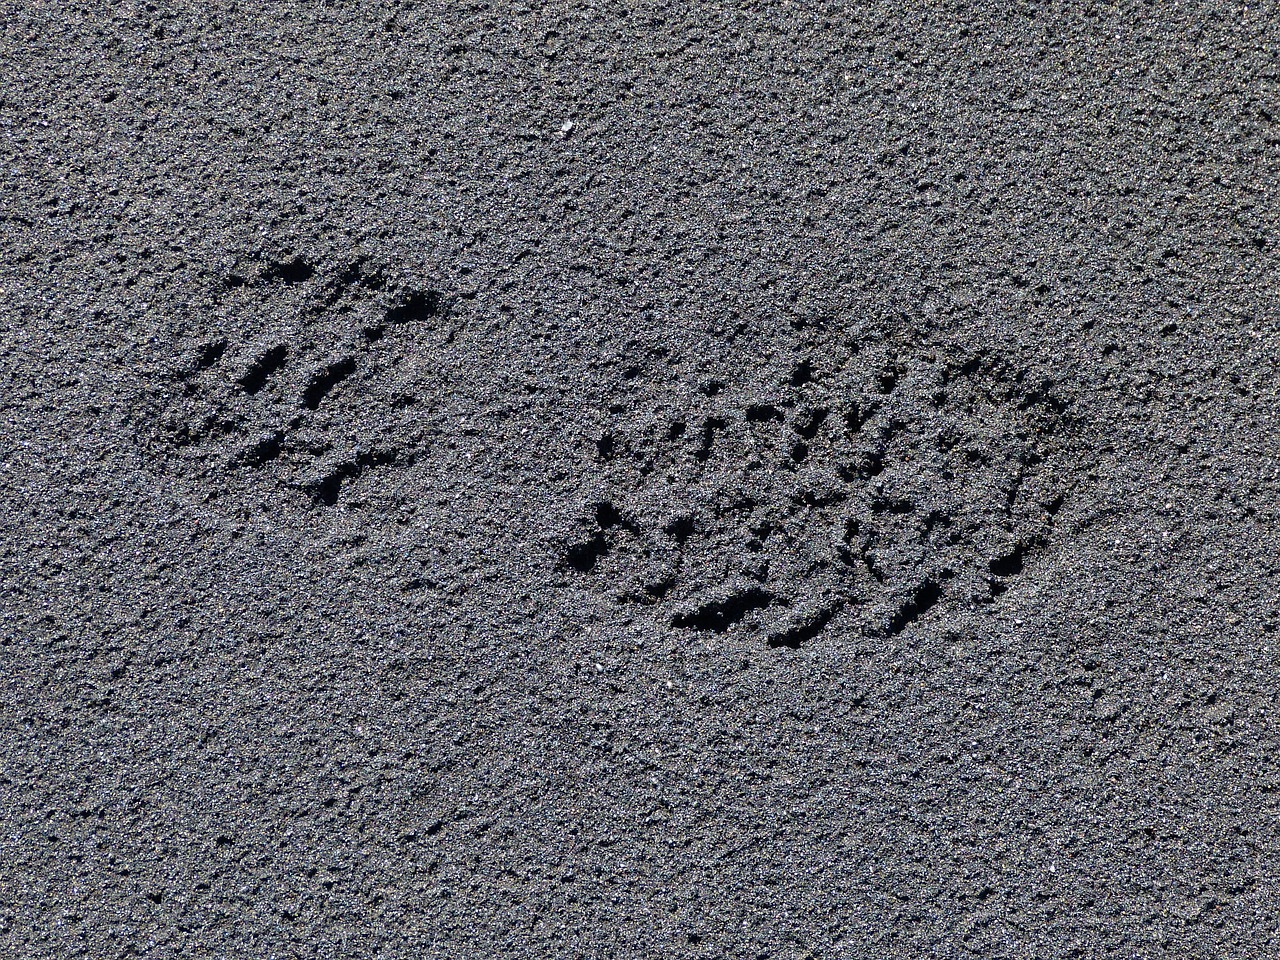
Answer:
[4, 3, 1279, 957]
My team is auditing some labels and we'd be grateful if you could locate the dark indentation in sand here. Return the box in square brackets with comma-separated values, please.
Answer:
[664, 514, 695, 544]
[789, 359, 815, 387]
[768, 601, 840, 649]
[301, 356, 358, 410]
[871, 495, 915, 515]
[746, 403, 784, 423]
[991, 535, 1047, 580]
[304, 449, 401, 506]
[698, 379, 724, 397]
[238, 344, 288, 394]
[337, 258, 386, 291]
[876, 364, 899, 393]
[156, 255, 455, 511]
[844, 401, 869, 434]
[169, 287, 1080, 631]
[793, 407, 829, 439]
[990, 548, 1026, 578]
[234, 430, 284, 467]
[562, 501, 637, 573]
[672, 586, 773, 632]
[861, 449, 887, 478]
[596, 500, 639, 534]
[887, 578, 942, 634]
[262, 256, 315, 285]
[694, 416, 726, 461]
[195, 339, 227, 370]
[565, 535, 608, 573]
[384, 289, 442, 326]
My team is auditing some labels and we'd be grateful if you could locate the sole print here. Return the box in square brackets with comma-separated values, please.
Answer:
[560, 325, 1083, 647]
[157, 255, 449, 507]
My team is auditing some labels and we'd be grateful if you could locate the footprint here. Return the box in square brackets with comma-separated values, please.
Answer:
[561, 328, 1084, 647]
[158, 255, 449, 507]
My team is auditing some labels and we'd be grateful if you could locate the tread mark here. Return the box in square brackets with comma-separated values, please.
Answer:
[261, 256, 315, 284]
[300, 356, 358, 410]
[886, 578, 942, 635]
[384, 289, 443, 326]
[233, 430, 285, 467]
[194, 339, 227, 371]
[238, 344, 288, 394]
[767, 600, 841, 649]
[671, 586, 773, 632]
